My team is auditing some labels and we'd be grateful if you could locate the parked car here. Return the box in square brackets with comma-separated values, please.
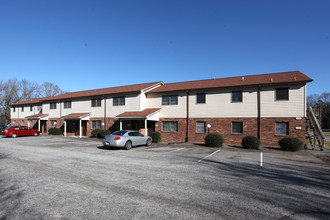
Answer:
[102, 130, 152, 150]
[0, 125, 6, 132]
[1, 126, 40, 138]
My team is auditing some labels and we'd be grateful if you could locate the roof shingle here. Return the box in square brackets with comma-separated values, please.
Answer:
[147, 71, 312, 93]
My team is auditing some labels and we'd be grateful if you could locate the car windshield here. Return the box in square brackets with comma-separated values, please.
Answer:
[112, 130, 128, 136]
[6, 126, 14, 129]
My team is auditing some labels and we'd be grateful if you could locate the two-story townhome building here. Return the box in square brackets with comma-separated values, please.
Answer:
[10, 82, 163, 137]
[146, 71, 312, 146]
[10, 71, 312, 146]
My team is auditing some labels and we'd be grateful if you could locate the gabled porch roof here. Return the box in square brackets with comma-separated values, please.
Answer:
[26, 113, 49, 120]
[62, 113, 90, 120]
[116, 108, 161, 121]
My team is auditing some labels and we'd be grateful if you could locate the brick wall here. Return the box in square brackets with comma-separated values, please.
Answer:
[155, 117, 306, 146]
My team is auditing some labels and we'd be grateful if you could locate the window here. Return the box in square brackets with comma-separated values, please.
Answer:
[276, 88, 289, 101]
[197, 93, 206, 104]
[196, 121, 206, 133]
[92, 120, 102, 129]
[91, 98, 102, 107]
[21, 106, 24, 112]
[13, 120, 16, 125]
[50, 102, 57, 109]
[162, 95, 178, 105]
[113, 96, 125, 106]
[13, 107, 15, 112]
[64, 101, 72, 109]
[22, 120, 24, 126]
[37, 105, 42, 113]
[232, 122, 243, 134]
[50, 120, 57, 128]
[276, 122, 289, 135]
[30, 105, 33, 111]
[162, 121, 178, 132]
[232, 91, 243, 102]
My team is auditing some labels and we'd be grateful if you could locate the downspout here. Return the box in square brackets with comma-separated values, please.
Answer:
[104, 95, 107, 130]
[60, 101, 62, 129]
[257, 86, 261, 140]
[186, 90, 190, 142]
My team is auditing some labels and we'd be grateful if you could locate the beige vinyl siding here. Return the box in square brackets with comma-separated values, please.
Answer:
[61, 98, 104, 118]
[44, 102, 61, 118]
[139, 92, 147, 111]
[260, 85, 305, 117]
[189, 89, 258, 118]
[147, 93, 187, 118]
[106, 94, 141, 117]
[12, 105, 38, 119]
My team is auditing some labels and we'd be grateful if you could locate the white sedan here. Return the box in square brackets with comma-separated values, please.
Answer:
[102, 130, 152, 150]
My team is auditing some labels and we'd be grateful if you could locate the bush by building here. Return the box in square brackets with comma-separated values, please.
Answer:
[279, 137, 303, 151]
[149, 132, 161, 143]
[241, 136, 260, 149]
[48, 128, 63, 135]
[91, 129, 111, 138]
[205, 133, 224, 147]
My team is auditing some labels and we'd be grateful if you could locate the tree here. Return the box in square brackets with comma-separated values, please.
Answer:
[38, 82, 63, 97]
[307, 92, 330, 129]
[0, 79, 64, 125]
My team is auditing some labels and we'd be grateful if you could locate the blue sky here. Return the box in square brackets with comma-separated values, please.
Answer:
[0, 0, 329, 95]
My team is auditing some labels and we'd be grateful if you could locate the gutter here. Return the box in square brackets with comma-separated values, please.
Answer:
[186, 90, 189, 142]
[257, 86, 261, 140]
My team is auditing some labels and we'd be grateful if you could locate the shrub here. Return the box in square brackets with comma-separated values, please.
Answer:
[242, 136, 260, 149]
[150, 132, 161, 143]
[91, 129, 110, 138]
[279, 137, 303, 152]
[48, 128, 63, 135]
[205, 133, 224, 147]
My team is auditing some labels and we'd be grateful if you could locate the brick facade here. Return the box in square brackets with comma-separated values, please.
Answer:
[11, 116, 306, 146]
[155, 117, 306, 146]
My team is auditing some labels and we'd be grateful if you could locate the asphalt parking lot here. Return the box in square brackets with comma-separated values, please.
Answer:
[1, 135, 330, 219]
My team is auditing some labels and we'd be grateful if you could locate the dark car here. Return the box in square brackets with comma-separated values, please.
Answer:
[1, 126, 40, 138]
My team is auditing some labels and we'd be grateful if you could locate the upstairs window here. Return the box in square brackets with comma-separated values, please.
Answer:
[232, 90, 243, 102]
[30, 105, 33, 111]
[232, 122, 243, 134]
[64, 101, 72, 109]
[91, 98, 102, 107]
[13, 107, 16, 112]
[50, 102, 57, 110]
[162, 95, 178, 105]
[21, 106, 24, 112]
[37, 105, 42, 113]
[276, 88, 289, 101]
[113, 96, 125, 106]
[276, 122, 289, 135]
[196, 93, 206, 104]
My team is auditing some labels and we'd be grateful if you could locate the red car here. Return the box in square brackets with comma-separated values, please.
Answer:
[1, 126, 40, 138]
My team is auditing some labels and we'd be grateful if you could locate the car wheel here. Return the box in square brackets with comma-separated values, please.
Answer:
[11, 133, 17, 138]
[146, 138, 152, 146]
[33, 132, 39, 136]
[124, 141, 132, 150]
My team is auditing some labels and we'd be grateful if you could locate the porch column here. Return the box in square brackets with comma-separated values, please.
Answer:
[144, 119, 147, 136]
[38, 120, 41, 132]
[64, 120, 67, 137]
[120, 120, 122, 130]
[79, 119, 82, 138]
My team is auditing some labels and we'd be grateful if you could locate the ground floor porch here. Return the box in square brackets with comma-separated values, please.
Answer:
[11, 116, 306, 146]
